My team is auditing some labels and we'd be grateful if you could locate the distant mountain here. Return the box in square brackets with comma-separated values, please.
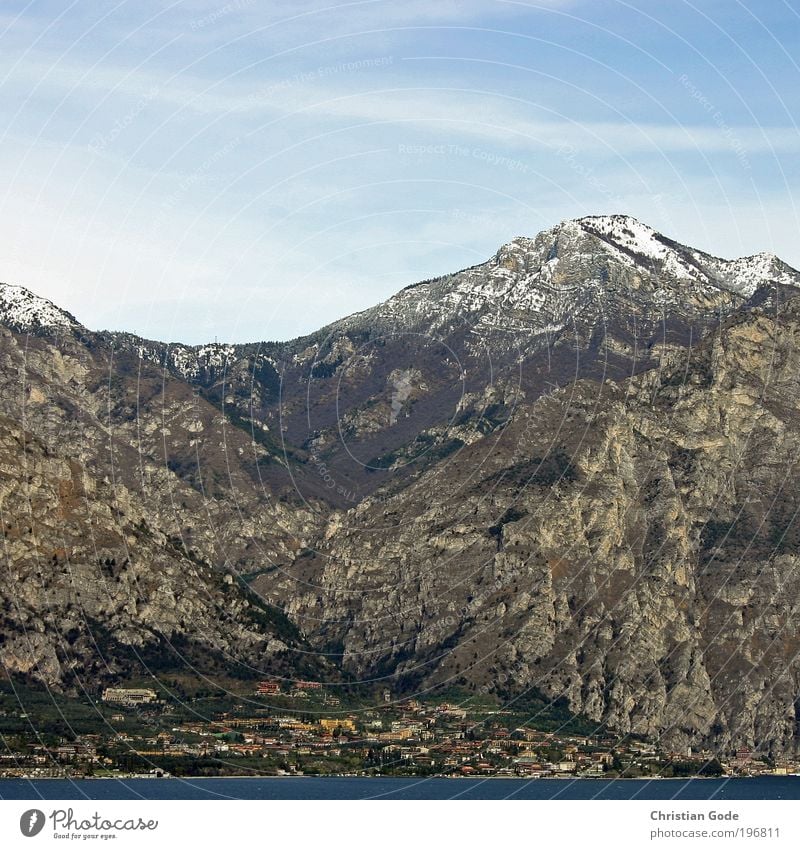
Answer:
[61, 214, 796, 509]
[0, 295, 334, 689]
[2, 215, 800, 753]
[238, 214, 800, 504]
[0, 400, 336, 688]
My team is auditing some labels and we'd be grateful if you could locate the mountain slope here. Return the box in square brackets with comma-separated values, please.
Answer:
[0, 410, 334, 689]
[213, 214, 800, 505]
[2, 215, 800, 752]
[255, 295, 800, 754]
[41, 215, 797, 510]
[0, 284, 79, 333]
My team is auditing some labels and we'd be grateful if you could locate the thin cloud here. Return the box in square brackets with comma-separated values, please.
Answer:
[4, 51, 797, 159]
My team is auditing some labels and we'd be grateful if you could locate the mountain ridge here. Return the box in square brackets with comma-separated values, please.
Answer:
[4, 214, 798, 342]
[3, 215, 800, 511]
[3, 214, 800, 754]
[256, 295, 800, 754]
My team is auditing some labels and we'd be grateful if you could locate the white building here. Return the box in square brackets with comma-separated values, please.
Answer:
[102, 688, 158, 706]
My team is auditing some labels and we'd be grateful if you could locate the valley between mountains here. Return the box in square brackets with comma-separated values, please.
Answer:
[3, 214, 800, 756]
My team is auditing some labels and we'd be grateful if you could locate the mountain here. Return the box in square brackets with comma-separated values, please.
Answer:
[110, 214, 798, 508]
[259, 296, 800, 754]
[267, 214, 798, 501]
[0, 300, 334, 689]
[2, 214, 800, 753]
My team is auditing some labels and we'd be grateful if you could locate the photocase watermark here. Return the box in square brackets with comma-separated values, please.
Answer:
[307, 449, 396, 505]
[19, 809, 45, 837]
[397, 143, 532, 174]
[556, 143, 626, 207]
[244, 56, 393, 107]
[509, 411, 542, 469]
[450, 207, 499, 230]
[472, 146, 531, 174]
[678, 73, 750, 170]
[175, 134, 243, 194]
[310, 453, 344, 494]
[19, 807, 158, 837]
[309, 451, 357, 502]
[189, 0, 255, 30]
[88, 87, 160, 153]
[464, 564, 524, 620]
[149, 134, 243, 232]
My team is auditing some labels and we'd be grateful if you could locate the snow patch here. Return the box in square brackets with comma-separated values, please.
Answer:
[0, 284, 78, 331]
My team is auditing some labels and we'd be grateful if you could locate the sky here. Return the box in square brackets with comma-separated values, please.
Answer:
[0, 0, 798, 344]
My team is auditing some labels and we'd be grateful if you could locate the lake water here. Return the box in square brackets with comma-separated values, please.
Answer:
[1, 776, 798, 800]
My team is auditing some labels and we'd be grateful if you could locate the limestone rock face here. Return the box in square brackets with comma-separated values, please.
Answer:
[256, 299, 800, 755]
[0, 321, 330, 689]
[0, 412, 333, 689]
[88, 215, 800, 507]
[250, 215, 800, 505]
[0, 324, 322, 574]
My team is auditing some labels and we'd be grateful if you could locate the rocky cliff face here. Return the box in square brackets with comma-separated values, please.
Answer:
[2, 215, 800, 752]
[258, 216, 800, 505]
[0, 410, 334, 689]
[255, 297, 800, 755]
[0, 322, 324, 571]
[0, 303, 333, 689]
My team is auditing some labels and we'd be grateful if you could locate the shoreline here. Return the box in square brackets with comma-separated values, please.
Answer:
[1, 773, 792, 782]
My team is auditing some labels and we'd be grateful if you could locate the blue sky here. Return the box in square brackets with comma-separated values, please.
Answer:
[1, 0, 798, 343]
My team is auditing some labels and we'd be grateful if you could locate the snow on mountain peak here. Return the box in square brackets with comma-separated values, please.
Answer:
[576, 213, 649, 232]
[576, 214, 672, 259]
[0, 283, 79, 332]
[696, 250, 798, 297]
[564, 215, 800, 296]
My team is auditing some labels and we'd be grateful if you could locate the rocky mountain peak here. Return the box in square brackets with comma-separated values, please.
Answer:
[491, 214, 797, 297]
[574, 213, 672, 259]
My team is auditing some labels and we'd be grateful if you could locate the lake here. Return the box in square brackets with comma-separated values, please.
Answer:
[1, 776, 798, 800]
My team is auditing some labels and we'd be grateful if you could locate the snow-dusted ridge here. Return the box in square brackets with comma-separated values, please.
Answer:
[572, 213, 797, 297]
[575, 214, 693, 276]
[340, 213, 800, 344]
[0, 283, 79, 332]
[2, 215, 799, 348]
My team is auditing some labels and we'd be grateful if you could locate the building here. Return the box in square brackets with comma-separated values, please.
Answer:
[319, 718, 357, 734]
[379, 729, 413, 741]
[102, 688, 158, 706]
[256, 681, 281, 695]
